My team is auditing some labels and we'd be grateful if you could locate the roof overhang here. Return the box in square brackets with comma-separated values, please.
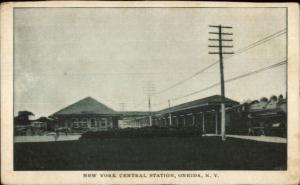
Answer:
[54, 113, 122, 117]
[156, 101, 238, 116]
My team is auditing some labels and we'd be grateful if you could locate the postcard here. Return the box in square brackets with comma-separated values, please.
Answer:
[1, 1, 299, 185]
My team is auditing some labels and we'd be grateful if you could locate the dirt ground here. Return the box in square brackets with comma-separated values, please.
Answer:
[14, 136, 286, 170]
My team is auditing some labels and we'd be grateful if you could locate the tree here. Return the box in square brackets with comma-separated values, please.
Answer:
[14, 111, 34, 126]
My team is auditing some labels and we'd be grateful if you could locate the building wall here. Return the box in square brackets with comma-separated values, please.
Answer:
[56, 115, 119, 132]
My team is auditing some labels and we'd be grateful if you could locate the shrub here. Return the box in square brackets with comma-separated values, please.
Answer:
[80, 126, 202, 140]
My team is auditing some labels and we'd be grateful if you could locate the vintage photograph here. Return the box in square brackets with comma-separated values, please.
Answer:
[1, 2, 299, 184]
[12, 6, 288, 171]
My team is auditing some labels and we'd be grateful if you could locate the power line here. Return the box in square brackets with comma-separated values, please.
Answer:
[235, 29, 286, 54]
[153, 28, 286, 96]
[153, 59, 287, 107]
[154, 61, 219, 95]
[170, 59, 287, 101]
[224, 29, 286, 61]
[152, 101, 168, 107]
[131, 99, 147, 110]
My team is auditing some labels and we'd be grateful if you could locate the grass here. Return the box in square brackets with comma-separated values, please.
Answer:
[14, 136, 286, 170]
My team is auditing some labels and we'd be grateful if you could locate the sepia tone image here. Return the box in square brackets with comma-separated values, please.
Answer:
[13, 6, 287, 171]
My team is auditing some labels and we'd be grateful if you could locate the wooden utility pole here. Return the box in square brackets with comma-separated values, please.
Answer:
[168, 99, 172, 126]
[148, 96, 152, 126]
[143, 81, 155, 127]
[119, 103, 126, 112]
[202, 112, 206, 135]
[208, 25, 234, 141]
[215, 110, 218, 135]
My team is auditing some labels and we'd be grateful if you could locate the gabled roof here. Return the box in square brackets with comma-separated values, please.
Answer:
[120, 111, 149, 116]
[157, 95, 239, 114]
[53, 97, 119, 116]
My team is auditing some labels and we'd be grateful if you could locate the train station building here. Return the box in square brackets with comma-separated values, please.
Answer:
[52, 97, 121, 132]
[127, 95, 239, 134]
[51, 95, 239, 134]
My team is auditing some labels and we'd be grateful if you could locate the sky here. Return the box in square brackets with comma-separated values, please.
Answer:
[14, 8, 287, 118]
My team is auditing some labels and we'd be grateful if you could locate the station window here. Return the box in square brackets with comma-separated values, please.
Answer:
[91, 119, 96, 127]
[100, 118, 107, 127]
[78, 118, 87, 128]
[72, 118, 79, 128]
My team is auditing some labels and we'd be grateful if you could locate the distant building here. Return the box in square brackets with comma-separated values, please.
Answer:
[119, 111, 149, 128]
[52, 97, 121, 132]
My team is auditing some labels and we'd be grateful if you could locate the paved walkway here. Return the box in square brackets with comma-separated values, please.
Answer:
[14, 133, 82, 143]
[227, 135, 287, 143]
[14, 133, 287, 144]
[204, 134, 287, 143]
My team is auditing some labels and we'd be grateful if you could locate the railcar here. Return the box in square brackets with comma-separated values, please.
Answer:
[246, 99, 287, 137]
[231, 96, 287, 137]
